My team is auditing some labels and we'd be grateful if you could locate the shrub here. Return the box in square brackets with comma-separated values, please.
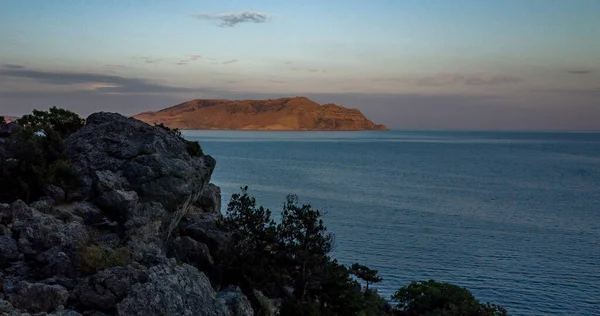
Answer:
[0, 108, 84, 203]
[391, 280, 507, 316]
[77, 244, 133, 274]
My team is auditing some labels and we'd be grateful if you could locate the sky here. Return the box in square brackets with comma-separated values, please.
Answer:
[0, 0, 599, 130]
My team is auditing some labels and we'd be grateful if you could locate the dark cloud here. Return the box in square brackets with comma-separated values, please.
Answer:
[567, 70, 592, 75]
[0, 68, 200, 94]
[192, 11, 270, 27]
[221, 59, 238, 65]
[2, 64, 25, 69]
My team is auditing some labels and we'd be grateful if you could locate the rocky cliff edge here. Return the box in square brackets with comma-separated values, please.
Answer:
[0, 113, 254, 316]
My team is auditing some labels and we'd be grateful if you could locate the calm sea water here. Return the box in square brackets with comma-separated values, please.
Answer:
[184, 130, 600, 315]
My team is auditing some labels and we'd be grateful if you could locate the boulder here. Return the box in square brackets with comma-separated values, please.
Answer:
[4, 200, 88, 257]
[66, 112, 215, 213]
[217, 286, 254, 316]
[8, 281, 69, 313]
[74, 264, 148, 311]
[167, 236, 214, 268]
[0, 235, 20, 262]
[116, 261, 230, 316]
[43, 184, 67, 204]
[180, 212, 231, 260]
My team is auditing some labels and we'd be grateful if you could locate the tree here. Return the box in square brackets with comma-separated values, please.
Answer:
[349, 263, 383, 292]
[0, 107, 84, 203]
[17, 106, 85, 138]
[391, 280, 507, 316]
[220, 186, 281, 295]
[277, 194, 335, 304]
[0, 116, 5, 126]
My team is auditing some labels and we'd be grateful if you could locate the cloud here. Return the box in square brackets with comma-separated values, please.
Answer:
[130, 56, 162, 64]
[2, 64, 25, 69]
[417, 73, 522, 86]
[0, 68, 199, 94]
[291, 67, 326, 73]
[192, 11, 270, 27]
[567, 70, 592, 75]
[221, 59, 238, 65]
[373, 73, 522, 86]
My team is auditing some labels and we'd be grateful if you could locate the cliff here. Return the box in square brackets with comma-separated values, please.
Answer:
[133, 97, 387, 131]
[0, 113, 253, 316]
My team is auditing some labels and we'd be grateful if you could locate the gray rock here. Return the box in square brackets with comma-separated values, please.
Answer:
[195, 183, 221, 214]
[74, 264, 148, 311]
[30, 197, 55, 213]
[167, 236, 214, 268]
[180, 212, 231, 260]
[217, 286, 254, 316]
[35, 247, 77, 279]
[66, 112, 215, 213]
[43, 185, 66, 204]
[96, 189, 138, 216]
[50, 310, 83, 316]
[0, 236, 20, 262]
[4, 200, 88, 256]
[116, 262, 229, 316]
[0, 299, 14, 313]
[8, 281, 69, 313]
[52, 202, 105, 226]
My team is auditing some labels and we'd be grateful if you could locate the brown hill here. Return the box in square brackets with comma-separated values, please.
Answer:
[133, 97, 387, 131]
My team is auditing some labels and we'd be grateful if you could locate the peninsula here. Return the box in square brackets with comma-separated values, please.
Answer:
[133, 97, 387, 131]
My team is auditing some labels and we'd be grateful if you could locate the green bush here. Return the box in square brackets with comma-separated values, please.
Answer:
[0, 107, 84, 203]
[77, 244, 133, 274]
[392, 280, 507, 316]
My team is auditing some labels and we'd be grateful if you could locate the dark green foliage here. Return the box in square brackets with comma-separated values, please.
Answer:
[154, 122, 183, 137]
[221, 187, 393, 316]
[350, 263, 383, 291]
[0, 108, 83, 203]
[0, 116, 5, 126]
[154, 122, 204, 157]
[220, 186, 281, 295]
[17, 106, 85, 138]
[391, 280, 507, 316]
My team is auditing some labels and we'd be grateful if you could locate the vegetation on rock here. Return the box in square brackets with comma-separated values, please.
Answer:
[0, 107, 83, 203]
[154, 122, 204, 157]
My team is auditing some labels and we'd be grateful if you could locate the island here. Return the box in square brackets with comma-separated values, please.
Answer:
[133, 96, 388, 131]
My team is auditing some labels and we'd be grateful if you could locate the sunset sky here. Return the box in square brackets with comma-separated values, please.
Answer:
[1, 0, 599, 130]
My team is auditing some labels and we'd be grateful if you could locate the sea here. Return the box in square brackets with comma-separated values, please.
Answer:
[184, 130, 600, 316]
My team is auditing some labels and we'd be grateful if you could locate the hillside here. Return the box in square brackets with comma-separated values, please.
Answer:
[133, 97, 387, 130]
[1, 116, 18, 123]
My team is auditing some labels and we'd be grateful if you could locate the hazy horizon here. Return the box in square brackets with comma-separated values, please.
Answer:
[1, 0, 599, 130]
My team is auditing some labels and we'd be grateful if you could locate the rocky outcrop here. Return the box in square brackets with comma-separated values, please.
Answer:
[133, 97, 388, 131]
[0, 113, 252, 316]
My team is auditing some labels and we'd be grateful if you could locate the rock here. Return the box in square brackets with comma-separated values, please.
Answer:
[74, 264, 148, 311]
[35, 247, 77, 279]
[167, 236, 214, 268]
[30, 197, 55, 213]
[66, 112, 216, 213]
[8, 281, 69, 313]
[195, 184, 221, 213]
[116, 262, 229, 316]
[180, 212, 231, 260]
[4, 200, 88, 257]
[96, 189, 138, 217]
[52, 202, 105, 226]
[217, 286, 254, 316]
[0, 299, 14, 313]
[0, 236, 20, 262]
[43, 185, 66, 204]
